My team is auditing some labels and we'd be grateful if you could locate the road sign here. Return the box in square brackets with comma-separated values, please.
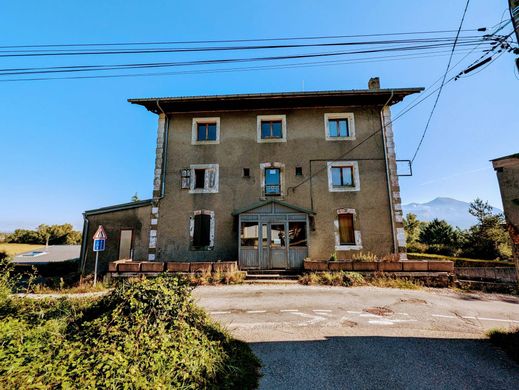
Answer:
[92, 225, 107, 286]
[93, 225, 107, 240]
[93, 239, 105, 252]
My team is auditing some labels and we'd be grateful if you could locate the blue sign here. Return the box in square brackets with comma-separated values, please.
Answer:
[93, 239, 105, 252]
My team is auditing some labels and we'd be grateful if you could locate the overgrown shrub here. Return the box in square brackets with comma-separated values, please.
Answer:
[352, 252, 377, 262]
[0, 275, 260, 389]
[299, 272, 365, 287]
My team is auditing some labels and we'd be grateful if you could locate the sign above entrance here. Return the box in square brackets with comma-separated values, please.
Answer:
[93, 225, 108, 240]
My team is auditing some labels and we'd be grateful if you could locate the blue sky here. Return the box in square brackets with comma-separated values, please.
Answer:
[0, 0, 517, 231]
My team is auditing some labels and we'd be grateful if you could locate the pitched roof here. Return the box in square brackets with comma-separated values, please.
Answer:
[231, 199, 315, 216]
[128, 88, 423, 114]
[84, 199, 152, 216]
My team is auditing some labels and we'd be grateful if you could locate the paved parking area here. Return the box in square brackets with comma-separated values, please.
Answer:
[194, 285, 519, 389]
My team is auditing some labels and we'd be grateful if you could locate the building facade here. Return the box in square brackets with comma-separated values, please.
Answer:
[81, 80, 421, 273]
[491, 153, 519, 282]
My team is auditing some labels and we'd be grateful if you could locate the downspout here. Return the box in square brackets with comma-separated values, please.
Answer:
[380, 90, 398, 253]
[79, 213, 89, 275]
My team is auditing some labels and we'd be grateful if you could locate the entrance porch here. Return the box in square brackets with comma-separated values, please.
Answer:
[233, 200, 314, 270]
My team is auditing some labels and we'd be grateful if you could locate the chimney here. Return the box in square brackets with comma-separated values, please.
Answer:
[368, 77, 380, 90]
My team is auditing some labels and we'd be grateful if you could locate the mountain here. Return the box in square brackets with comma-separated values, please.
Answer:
[402, 197, 502, 229]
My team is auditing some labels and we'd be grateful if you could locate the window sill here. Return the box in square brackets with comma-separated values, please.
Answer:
[335, 245, 363, 251]
[189, 189, 218, 194]
[192, 140, 220, 145]
[329, 186, 359, 192]
[257, 138, 286, 143]
[325, 136, 356, 141]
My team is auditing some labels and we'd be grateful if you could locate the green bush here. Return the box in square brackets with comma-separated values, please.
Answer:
[0, 275, 260, 389]
[299, 272, 365, 287]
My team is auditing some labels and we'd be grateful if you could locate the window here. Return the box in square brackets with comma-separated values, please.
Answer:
[190, 210, 214, 250]
[324, 113, 355, 141]
[295, 166, 303, 176]
[331, 166, 353, 187]
[260, 162, 285, 197]
[265, 168, 281, 195]
[189, 164, 219, 193]
[257, 115, 287, 143]
[192, 117, 220, 144]
[180, 169, 191, 189]
[327, 161, 360, 192]
[241, 222, 259, 247]
[335, 209, 362, 250]
[289, 222, 307, 247]
[243, 168, 250, 178]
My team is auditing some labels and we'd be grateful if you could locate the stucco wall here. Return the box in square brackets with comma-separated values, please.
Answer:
[495, 165, 519, 266]
[155, 106, 395, 261]
[82, 205, 151, 273]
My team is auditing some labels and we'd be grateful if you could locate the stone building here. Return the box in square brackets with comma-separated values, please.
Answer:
[80, 80, 422, 273]
[491, 153, 519, 282]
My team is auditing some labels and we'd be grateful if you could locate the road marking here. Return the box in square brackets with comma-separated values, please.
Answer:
[246, 310, 266, 314]
[210, 311, 231, 315]
[280, 309, 299, 312]
[289, 311, 327, 326]
[397, 312, 409, 316]
[347, 310, 362, 314]
[313, 309, 332, 312]
[432, 314, 519, 323]
[360, 313, 381, 318]
[369, 319, 395, 325]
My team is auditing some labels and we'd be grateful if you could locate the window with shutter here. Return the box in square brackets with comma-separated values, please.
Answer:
[189, 164, 219, 193]
[190, 210, 215, 250]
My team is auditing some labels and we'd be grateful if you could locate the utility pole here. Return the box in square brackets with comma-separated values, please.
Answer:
[510, 0, 519, 70]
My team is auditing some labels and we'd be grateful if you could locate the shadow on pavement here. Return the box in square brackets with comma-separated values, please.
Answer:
[250, 336, 519, 390]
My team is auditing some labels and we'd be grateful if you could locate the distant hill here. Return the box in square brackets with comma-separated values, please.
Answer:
[402, 197, 502, 229]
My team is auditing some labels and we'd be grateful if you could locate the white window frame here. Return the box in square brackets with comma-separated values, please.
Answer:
[334, 208, 362, 251]
[189, 209, 215, 250]
[192, 117, 220, 145]
[327, 161, 360, 192]
[260, 162, 285, 198]
[189, 163, 219, 194]
[257, 114, 287, 143]
[324, 113, 355, 141]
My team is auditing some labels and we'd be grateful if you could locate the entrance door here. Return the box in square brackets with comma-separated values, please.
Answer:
[258, 222, 288, 269]
[118, 229, 133, 260]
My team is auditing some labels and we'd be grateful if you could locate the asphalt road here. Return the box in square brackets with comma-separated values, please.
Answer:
[194, 285, 519, 389]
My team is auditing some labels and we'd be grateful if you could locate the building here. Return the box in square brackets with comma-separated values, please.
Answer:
[491, 153, 519, 282]
[80, 79, 422, 273]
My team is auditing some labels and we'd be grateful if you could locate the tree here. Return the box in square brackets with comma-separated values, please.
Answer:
[7, 224, 82, 245]
[419, 219, 463, 256]
[131, 193, 140, 202]
[403, 213, 424, 244]
[462, 199, 511, 260]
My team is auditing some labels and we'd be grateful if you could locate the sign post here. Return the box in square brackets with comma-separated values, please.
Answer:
[92, 225, 107, 286]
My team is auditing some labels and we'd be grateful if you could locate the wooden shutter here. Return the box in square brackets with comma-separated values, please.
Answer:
[338, 214, 355, 245]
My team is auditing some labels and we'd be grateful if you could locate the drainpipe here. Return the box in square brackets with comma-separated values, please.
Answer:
[380, 90, 398, 254]
[79, 213, 89, 274]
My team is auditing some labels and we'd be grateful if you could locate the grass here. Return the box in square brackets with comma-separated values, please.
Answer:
[299, 271, 423, 290]
[189, 270, 246, 286]
[0, 275, 260, 389]
[407, 252, 515, 267]
[487, 327, 519, 363]
[0, 243, 44, 256]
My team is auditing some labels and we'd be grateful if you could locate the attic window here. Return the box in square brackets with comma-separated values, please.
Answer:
[192, 117, 220, 144]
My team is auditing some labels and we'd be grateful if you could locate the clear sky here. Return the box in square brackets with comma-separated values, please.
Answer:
[0, 0, 517, 231]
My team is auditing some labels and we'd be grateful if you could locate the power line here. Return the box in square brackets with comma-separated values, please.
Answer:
[0, 28, 486, 49]
[0, 47, 479, 83]
[0, 40, 492, 77]
[410, 0, 471, 163]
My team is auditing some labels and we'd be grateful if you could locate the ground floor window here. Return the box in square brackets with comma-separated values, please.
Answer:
[334, 209, 362, 250]
[241, 222, 259, 247]
[190, 210, 215, 250]
[289, 222, 307, 246]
